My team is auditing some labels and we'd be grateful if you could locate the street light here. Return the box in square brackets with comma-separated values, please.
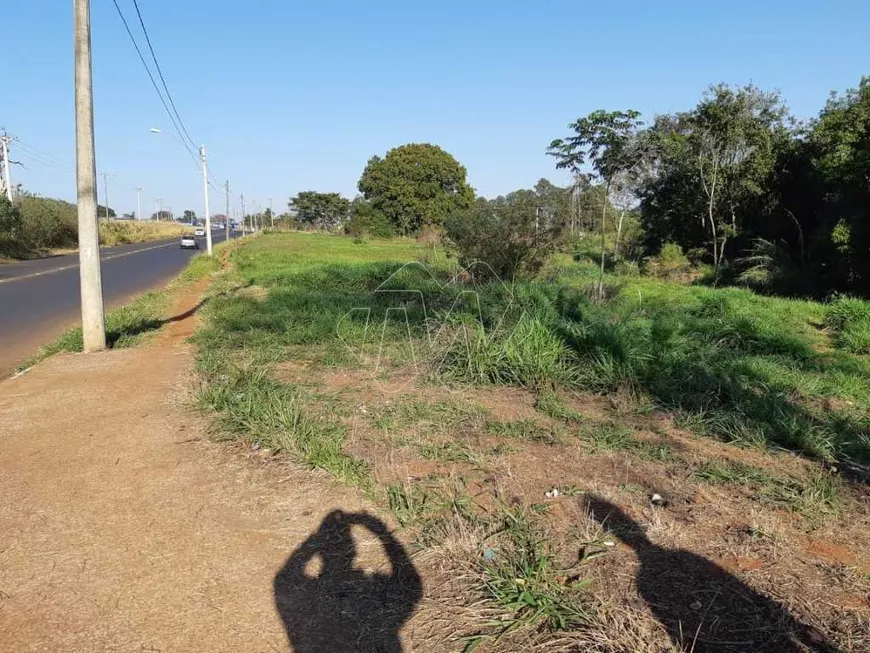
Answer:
[149, 127, 213, 255]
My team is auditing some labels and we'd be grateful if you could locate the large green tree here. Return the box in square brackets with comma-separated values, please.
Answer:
[289, 191, 351, 230]
[358, 143, 474, 235]
[805, 77, 870, 286]
[641, 85, 790, 269]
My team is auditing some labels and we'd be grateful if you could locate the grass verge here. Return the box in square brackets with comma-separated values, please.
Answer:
[17, 246, 228, 372]
[191, 232, 870, 652]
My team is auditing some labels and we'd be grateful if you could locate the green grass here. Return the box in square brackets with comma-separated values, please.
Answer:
[576, 422, 675, 461]
[535, 389, 587, 423]
[825, 296, 870, 355]
[18, 290, 169, 370]
[417, 441, 476, 463]
[468, 506, 591, 649]
[370, 398, 485, 434]
[486, 419, 559, 444]
[693, 460, 841, 518]
[197, 231, 870, 470]
[196, 348, 370, 489]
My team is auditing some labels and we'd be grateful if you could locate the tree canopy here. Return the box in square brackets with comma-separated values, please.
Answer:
[358, 143, 474, 235]
[290, 191, 350, 230]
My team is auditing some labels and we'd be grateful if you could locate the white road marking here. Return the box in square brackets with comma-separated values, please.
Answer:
[0, 240, 185, 285]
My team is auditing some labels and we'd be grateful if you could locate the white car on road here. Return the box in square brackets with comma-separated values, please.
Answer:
[180, 234, 199, 250]
[194, 227, 206, 237]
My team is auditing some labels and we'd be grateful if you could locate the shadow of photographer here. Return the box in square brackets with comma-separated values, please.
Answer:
[586, 495, 837, 653]
[274, 510, 422, 653]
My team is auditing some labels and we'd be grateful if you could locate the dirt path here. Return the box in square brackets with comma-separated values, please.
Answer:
[0, 286, 441, 652]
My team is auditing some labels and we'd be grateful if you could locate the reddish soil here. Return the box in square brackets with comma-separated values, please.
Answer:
[0, 285, 446, 652]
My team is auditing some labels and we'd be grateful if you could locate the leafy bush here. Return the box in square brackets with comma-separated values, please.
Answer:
[0, 196, 21, 233]
[17, 196, 78, 249]
[0, 197, 24, 257]
[825, 296, 870, 354]
[643, 242, 691, 278]
[445, 196, 561, 281]
[343, 197, 395, 238]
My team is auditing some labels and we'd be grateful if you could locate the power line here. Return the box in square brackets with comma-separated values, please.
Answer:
[15, 140, 75, 171]
[129, 0, 198, 152]
[109, 0, 197, 160]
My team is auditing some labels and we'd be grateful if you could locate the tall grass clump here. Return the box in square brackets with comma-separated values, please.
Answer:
[474, 507, 590, 642]
[825, 296, 870, 354]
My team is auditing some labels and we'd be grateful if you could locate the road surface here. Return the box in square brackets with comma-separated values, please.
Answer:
[0, 230, 237, 376]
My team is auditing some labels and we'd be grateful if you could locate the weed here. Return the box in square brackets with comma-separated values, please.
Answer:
[196, 350, 370, 490]
[475, 506, 590, 642]
[535, 389, 586, 423]
[580, 423, 637, 452]
[693, 460, 841, 518]
[200, 232, 870, 464]
[487, 419, 558, 444]
[387, 482, 432, 526]
[825, 296, 870, 354]
[418, 441, 475, 463]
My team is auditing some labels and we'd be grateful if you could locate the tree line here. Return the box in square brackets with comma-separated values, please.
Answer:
[287, 76, 869, 297]
[549, 77, 870, 297]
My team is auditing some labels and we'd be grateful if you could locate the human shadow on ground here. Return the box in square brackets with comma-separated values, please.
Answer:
[586, 495, 838, 653]
[273, 510, 423, 653]
[105, 283, 251, 347]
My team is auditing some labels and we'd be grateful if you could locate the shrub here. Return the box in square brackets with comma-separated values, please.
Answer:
[17, 196, 78, 249]
[0, 196, 22, 233]
[445, 196, 560, 281]
[643, 242, 691, 278]
[344, 198, 395, 238]
[98, 220, 184, 246]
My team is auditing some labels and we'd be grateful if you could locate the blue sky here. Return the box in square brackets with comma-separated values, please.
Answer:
[4, 0, 869, 217]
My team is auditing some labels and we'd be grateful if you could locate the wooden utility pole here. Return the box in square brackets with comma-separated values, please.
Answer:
[74, 0, 106, 352]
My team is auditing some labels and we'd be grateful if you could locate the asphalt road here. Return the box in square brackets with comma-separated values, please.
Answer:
[0, 230, 238, 375]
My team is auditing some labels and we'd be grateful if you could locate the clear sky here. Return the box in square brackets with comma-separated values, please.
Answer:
[3, 1, 869, 217]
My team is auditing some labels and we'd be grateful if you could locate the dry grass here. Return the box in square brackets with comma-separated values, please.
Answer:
[99, 220, 187, 246]
[237, 361, 870, 651]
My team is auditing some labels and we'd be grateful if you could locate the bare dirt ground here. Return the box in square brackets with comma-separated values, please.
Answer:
[0, 285, 446, 652]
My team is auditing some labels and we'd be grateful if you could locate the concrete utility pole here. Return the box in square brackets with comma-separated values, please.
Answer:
[99, 172, 113, 219]
[136, 186, 142, 221]
[200, 145, 213, 255]
[224, 180, 230, 242]
[240, 192, 246, 235]
[268, 197, 274, 229]
[74, 0, 106, 352]
[156, 198, 163, 220]
[1, 133, 12, 202]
